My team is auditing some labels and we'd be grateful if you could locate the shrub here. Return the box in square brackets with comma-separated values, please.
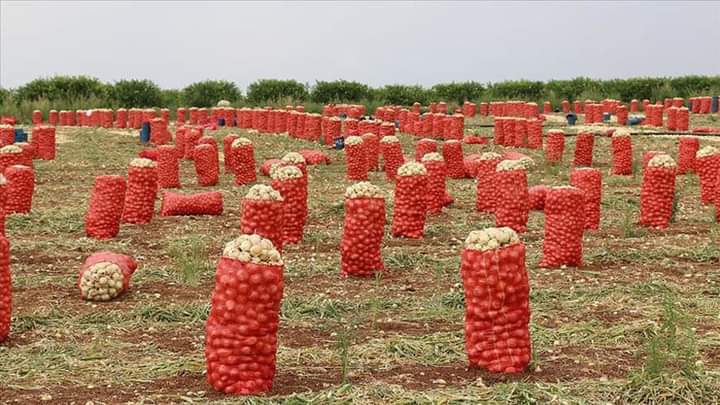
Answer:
[182, 80, 241, 107]
[110, 79, 162, 107]
[15, 75, 108, 102]
[247, 79, 307, 103]
[310, 80, 372, 103]
[432, 81, 484, 104]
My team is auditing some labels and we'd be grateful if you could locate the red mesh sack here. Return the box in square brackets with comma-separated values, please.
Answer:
[15, 143, 34, 168]
[475, 154, 502, 212]
[271, 167, 308, 244]
[391, 166, 427, 239]
[616, 105, 628, 126]
[160, 191, 223, 216]
[0, 180, 6, 235]
[260, 159, 282, 177]
[194, 144, 220, 187]
[666, 107, 678, 131]
[695, 148, 720, 205]
[0, 146, 22, 173]
[344, 118, 359, 136]
[183, 128, 203, 160]
[205, 241, 284, 395]
[85, 175, 126, 239]
[676, 108, 689, 131]
[502, 118, 516, 147]
[573, 131, 594, 167]
[381, 138, 405, 180]
[461, 229, 531, 373]
[642, 151, 667, 175]
[345, 137, 368, 181]
[570, 168, 602, 230]
[360, 133, 380, 171]
[494, 163, 529, 232]
[513, 119, 527, 147]
[677, 137, 699, 175]
[539, 186, 585, 268]
[640, 156, 676, 229]
[232, 140, 257, 186]
[0, 126, 15, 147]
[422, 157, 450, 214]
[138, 148, 158, 161]
[240, 187, 284, 251]
[463, 135, 487, 145]
[32, 110, 42, 124]
[223, 134, 240, 173]
[611, 132, 633, 175]
[299, 149, 331, 165]
[150, 118, 171, 145]
[341, 184, 385, 277]
[78, 252, 137, 301]
[526, 119, 543, 149]
[4, 165, 34, 214]
[32, 126, 56, 160]
[545, 130, 565, 163]
[415, 139, 437, 161]
[0, 236, 9, 342]
[157, 145, 180, 189]
[528, 185, 548, 211]
[493, 118, 505, 145]
[121, 159, 157, 224]
[442, 140, 465, 179]
[464, 154, 482, 178]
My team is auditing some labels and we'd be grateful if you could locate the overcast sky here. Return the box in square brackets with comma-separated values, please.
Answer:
[1, 1, 719, 90]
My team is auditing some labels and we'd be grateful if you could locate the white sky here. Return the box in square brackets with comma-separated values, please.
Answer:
[1, 1, 719, 90]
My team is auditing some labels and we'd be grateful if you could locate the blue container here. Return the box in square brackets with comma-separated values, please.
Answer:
[687, 99, 693, 110]
[566, 113, 577, 126]
[14, 129, 27, 143]
[712, 96, 719, 113]
[628, 116, 643, 126]
[218, 117, 226, 127]
[140, 122, 151, 143]
[334, 136, 345, 150]
[603, 112, 611, 122]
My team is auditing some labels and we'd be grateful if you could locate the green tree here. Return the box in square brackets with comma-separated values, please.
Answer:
[182, 80, 241, 107]
[247, 79, 307, 103]
[110, 79, 162, 107]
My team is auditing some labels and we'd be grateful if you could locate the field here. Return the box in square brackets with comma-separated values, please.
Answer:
[1, 114, 720, 404]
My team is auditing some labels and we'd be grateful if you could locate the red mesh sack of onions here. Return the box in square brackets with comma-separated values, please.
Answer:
[0, 236, 9, 342]
[184, 128, 203, 160]
[15, 143, 34, 168]
[345, 136, 368, 180]
[642, 151, 668, 176]
[121, 158, 157, 224]
[280, 152, 307, 177]
[381, 136, 405, 180]
[361, 133, 380, 171]
[573, 131, 595, 167]
[569, 168, 602, 230]
[205, 235, 284, 395]
[502, 118, 516, 147]
[341, 182, 386, 277]
[0, 176, 6, 235]
[539, 186, 585, 268]
[494, 160, 529, 233]
[0, 145, 22, 173]
[232, 138, 257, 185]
[513, 118, 527, 147]
[442, 140, 465, 179]
[261, 159, 282, 177]
[475, 152, 503, 212]
[241, 185, 284, 251]
[85, 175, 126, 239]
[528, 185, 548, 211]
[463, 135, 487, 145]
[344, 118, 359, 136]
[545, 130, 565, 163]
[391, 162, 428, 238]
[0, 125, 15, 147]
[461, 227, 531, 373]
[464, 154, 482, 178]
[299, 149, 331, 165]
[271, 166, 308, 244]
[78, 252, 137, 302]
[422, 153, 452, 214]
[157, 145, 181, 189]
[415, 138, 437, 161]
[4, 165, 34, 214]
[611, 129, 633, 175]
[677, 137, 699, 175]
[32, 125, 56, 160]
[640, 155, 677, 229]
[160, 191, 223, 216]
[695, 146, 720, 205]
[194, 144, 220, 187]
[222, 134, 240, 173]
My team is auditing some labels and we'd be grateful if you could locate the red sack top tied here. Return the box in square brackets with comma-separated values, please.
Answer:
[341, 182, 386, 277]
[231, 138, 257, 185]
[157, 145, 181, 189]
[345, 136, 368, 181]
[271, 166, 308, 244]
[696, 146, 720, 205]
[573, 131, 595, 167]
[611, 129, 634, 175]
[475, 152, 503, 213]
[545, 129, 565, 163]
[194, 144, 220, 187]
[422, 153, 452, 214]
[85, 175, 126, 239]
[241, 185, 284, 252]
[380, 136, 405, 180]
[415, 138, 437, 161]
[442, 140, 465, 179]
[361, 133, 380, 171]
[4, 165, 34, 214]
[539, 186, 585, 268]
[391, 162, 428, 238]
[640, 155, 677, 229]
[677, 136, 699, 175]
[78, 252, 137, 301]
[570, 168, 602, 230]
[528, 185, 549, 211]
[161, 191, 223, 216]
[494, 160, 530, 233]
[122, 158, 157, 224]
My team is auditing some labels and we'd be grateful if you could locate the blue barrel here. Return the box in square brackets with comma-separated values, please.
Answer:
[712, 96, 719, 113]
[140, 122, 151, 143]
[14, 129, 27, 143]
[603, 112, 611, 122]
[218, 117, 226, 127]
[334, 136, 345, 150]
[566, 113, 577, 126]
[628, 116, 643, 126]
[687, 99, 693, 110]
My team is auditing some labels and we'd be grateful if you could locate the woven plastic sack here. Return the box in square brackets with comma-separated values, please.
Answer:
[573, 132, 594, 166]
[4, 165, 34, 214]
[611, 134, 633, 175]
[341, 194, 385, 277]
[205, 253, 284, 395]
[695, 152, 720, 205]
[539, 187, 585, 267]
[414, 138, 436, 161]
[381, 140, 405, 180]
[85, 175, 126, 239]
[121, 160, 157, 224]
[241, 198, 284, 252]
[495, 166, 529, 232]
[475, 157, 502, 212]
[272, 174, 308, 244]
[0, 236, 9, 342]
[461, 232, 530, 373]
[157, 145, 180, 189]
[442, 140, 465, 179]
[78, 252, 137, 301]
[677, 137, 699, 175]
[423, 159, 449, 214]
[345, 139, 368, 181]
[194, 144, 219, 187]
[569, 168, 602, 230]
[528, 185, 548, 211]
[160, 191, 223, 216]
[640, 161, 676, 229]
[391, 172, 427, 238]
[545, 130, 565, 163]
